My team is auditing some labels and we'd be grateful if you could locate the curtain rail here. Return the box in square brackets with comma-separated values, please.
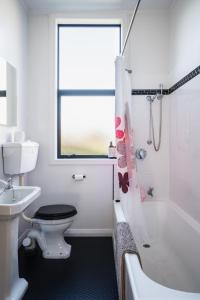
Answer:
[121, 0, 141, 56]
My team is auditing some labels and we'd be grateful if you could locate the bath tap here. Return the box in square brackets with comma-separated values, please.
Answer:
[147, 187, 154, 197]
[135, 148, 147, 160]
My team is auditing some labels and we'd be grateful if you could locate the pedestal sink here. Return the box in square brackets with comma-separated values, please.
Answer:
[0, 185, 41, 300]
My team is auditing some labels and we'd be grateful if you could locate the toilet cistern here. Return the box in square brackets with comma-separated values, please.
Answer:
[2, 140, 39, 176]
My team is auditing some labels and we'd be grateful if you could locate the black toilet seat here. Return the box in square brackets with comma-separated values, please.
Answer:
[34, 205, 77, 220]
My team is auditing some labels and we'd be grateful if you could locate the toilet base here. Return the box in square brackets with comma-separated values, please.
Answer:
[42, 239, 71, 259]
[27, 227, 72, 259]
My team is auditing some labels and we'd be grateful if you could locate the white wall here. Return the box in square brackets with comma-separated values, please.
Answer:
[0, 0, 28, 237]
[0, 0, 28, 178]
[24, 1, 200, 236]
[25, 12, 128, 236]
[0, 0, 199, 244]
[127, 8, 170, 202]
[126, 1, 200, 227]
[169, 0, 200, 223]
[26, 7, 171, 236]
[169, 0, 200, 83]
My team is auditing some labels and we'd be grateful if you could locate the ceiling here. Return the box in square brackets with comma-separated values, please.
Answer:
[21, 0, 173, 13]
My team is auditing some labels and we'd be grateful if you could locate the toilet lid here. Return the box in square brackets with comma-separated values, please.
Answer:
[34, 205, 77, 220]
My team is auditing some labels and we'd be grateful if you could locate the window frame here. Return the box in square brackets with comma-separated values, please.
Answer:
[57, 24, 121, 159]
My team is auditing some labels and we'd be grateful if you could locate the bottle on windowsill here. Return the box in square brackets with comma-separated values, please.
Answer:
[108, 141, 116, 159]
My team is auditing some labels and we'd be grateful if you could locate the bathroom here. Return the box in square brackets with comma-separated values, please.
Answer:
[0, 0, 200, 299]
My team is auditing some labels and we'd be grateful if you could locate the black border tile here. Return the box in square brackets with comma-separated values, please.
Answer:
[131, 65, 200, 96]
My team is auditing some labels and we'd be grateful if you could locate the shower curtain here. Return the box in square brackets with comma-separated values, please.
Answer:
[115, 56, 149, 245]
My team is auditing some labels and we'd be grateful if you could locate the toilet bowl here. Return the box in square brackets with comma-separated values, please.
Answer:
[23, 205, 77, 259]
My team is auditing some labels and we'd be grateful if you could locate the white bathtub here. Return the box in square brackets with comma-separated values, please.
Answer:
[113, 200, 200, 299]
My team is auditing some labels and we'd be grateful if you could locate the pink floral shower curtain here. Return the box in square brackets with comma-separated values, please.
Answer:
[115, 56, 149, 245]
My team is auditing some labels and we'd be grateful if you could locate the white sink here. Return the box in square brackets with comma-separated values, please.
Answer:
[0, 185, 41, 300]
[0, 186, 40, 217]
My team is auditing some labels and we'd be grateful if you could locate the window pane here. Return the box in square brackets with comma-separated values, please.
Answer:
[60, 96, 115, 156]
[59, 26, 120, 89]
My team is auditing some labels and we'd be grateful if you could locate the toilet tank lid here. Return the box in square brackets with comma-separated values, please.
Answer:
[3, 141, 39, 148]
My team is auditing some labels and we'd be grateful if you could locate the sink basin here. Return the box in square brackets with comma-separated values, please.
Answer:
[0, 186, 40, 217]
[0, 185, 41, 300]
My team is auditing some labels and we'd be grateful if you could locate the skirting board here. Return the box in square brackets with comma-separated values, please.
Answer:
[18, 228, 113, 248]
[65, 228, 113, 237]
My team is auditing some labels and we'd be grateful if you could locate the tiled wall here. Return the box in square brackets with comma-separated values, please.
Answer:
[169, 0, 200, 223]
[170, 76, 200, 222]
[128, 8, 170, 202]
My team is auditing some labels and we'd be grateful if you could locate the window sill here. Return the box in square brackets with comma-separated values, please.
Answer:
[49, 158, 117, 166]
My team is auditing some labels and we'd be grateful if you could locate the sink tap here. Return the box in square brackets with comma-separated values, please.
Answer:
[6, 178, 13, 190]
[0, 178, 13, 195]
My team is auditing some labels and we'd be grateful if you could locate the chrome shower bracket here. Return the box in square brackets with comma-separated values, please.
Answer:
[146, 84, 164, 102]
[157, 83, 164, 100]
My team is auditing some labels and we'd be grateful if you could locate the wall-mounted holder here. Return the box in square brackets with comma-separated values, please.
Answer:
[72, 174, 86, 181]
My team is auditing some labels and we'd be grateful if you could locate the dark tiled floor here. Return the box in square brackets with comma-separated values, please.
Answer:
[19, 237, 119, 300]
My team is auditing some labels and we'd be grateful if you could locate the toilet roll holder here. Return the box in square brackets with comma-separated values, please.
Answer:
[72, 174, 86, 179]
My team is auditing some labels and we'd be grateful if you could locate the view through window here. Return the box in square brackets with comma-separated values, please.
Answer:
[57, 24, 121, 158]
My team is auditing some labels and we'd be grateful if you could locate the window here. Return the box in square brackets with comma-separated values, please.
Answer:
[57, 24, 121, 158]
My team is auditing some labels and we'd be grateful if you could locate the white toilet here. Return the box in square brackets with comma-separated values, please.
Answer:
[24, 204, 77, 259]
[2, 141, 77, 260]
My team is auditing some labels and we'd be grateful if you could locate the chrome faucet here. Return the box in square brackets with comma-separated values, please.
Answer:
[0, 178, 13, 195]
[147, 187, 154, 197]
[135, 148, 147, 160]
